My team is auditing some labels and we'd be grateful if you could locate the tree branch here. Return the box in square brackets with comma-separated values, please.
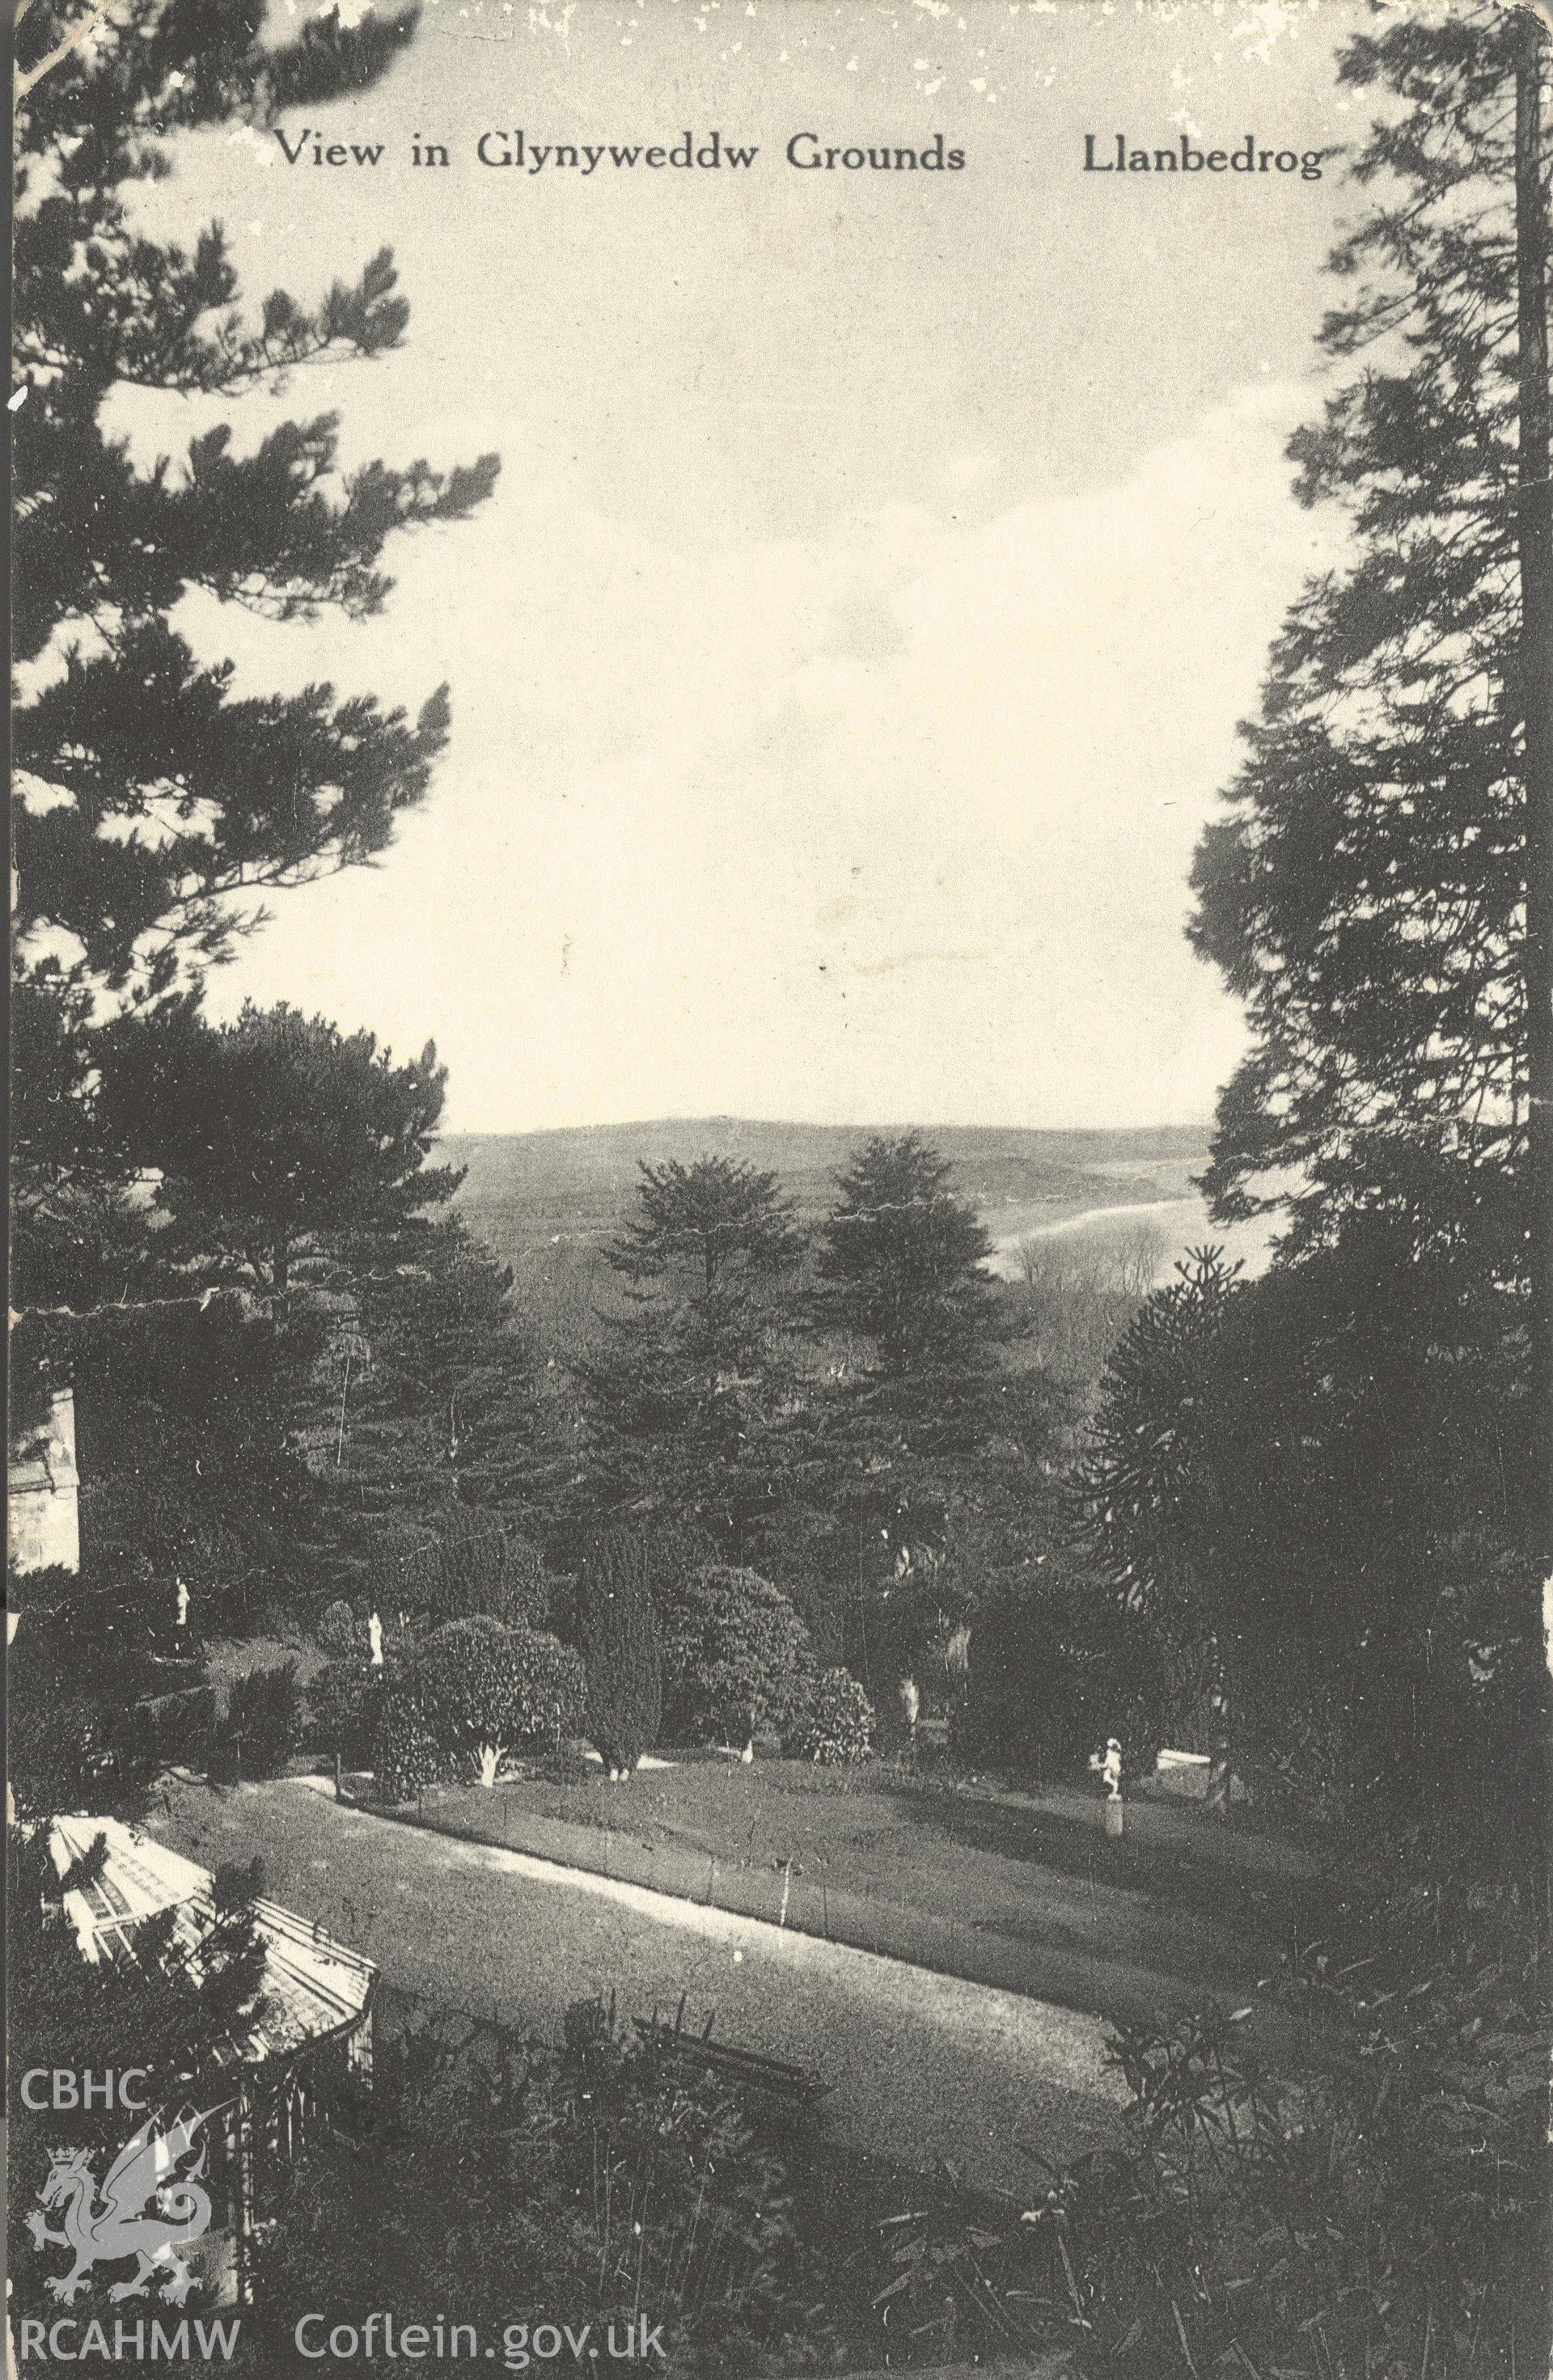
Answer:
[15, 0, 116, 101]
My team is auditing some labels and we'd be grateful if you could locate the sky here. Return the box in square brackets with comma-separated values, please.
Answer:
[115, 0, 1374, 1133]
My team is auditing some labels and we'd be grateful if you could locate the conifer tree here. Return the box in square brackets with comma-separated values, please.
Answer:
[1189, 5, 1549, 1518]
[609, 1157, 801, 1297]
[10, 2, 501, 1795]
[578, 1532, 663, 1780]
[95, 1000, 463, 1296]
[1077, 1233, 1538, 1801]
[13, 0, 499, 1305]
[574, 1157, 802, 1549]
[745, 1136, 1047, 1668]
[331, 1216, 545, 1526]
[816, 1135, 997, 1376]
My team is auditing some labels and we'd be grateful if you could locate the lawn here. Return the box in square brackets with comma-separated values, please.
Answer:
[385, 1748, 1317, 2010]
[149, 1776, 1131, 2199]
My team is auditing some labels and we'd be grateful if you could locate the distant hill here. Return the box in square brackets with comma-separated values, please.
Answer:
[442, 1118, 1211, 1258]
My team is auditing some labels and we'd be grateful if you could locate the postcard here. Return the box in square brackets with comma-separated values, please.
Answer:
[11, 2, 1550, 2374]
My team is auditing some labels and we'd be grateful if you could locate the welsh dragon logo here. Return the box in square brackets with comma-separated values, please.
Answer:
[27, 2109, 215, 2305]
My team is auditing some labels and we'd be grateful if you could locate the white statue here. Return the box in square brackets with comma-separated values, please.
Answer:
[175, 1579, 189, 1631]
[1090, 1737, 1123, 1801]
[368, 1610, 384, 1668]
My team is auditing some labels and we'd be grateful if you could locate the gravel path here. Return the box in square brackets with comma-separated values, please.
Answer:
[148, 1779, 1128, 2196]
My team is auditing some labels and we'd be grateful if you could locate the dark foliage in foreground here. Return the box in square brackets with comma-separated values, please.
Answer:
[870, 1803, 1549, 2379]
[6, 1823, 270, 2339]
[244, 1997, 840, 2377]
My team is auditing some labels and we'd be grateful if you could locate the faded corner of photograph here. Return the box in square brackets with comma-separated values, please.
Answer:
[8, 1, 1551, 2376]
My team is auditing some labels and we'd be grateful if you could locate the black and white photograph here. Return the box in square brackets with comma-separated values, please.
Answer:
[8, 0, 1551, 2372]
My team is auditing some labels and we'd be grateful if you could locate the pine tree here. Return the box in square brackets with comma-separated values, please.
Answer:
[726, 1137, 1052, 1676]
[329, 1217, 545, 1534]
[578, 1532, 663, 1780]
[12, 0, 499, 1306]
[9, 1, 501, 1809]
[95, 1000, 463, 1296]
[1188, 7, 1548, 1467]
[1182, 7, 1553, 1800]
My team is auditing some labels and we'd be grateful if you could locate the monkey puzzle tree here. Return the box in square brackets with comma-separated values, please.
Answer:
[576, 1157, 803, 1549]
[816, 1135, 997, 1377]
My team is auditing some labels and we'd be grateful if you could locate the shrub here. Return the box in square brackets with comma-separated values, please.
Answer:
[308, 1658, 382, 1767]
[578, 1531, 662, 1778]
[374, 1689, 446, 1803]
[153, 1680, 218, 1770]
[870, 1879, 1547, 2380]
[417, 1617, 586, 1786]
[315, 1599, 362, 1659]
[417, 1523, 551, 1631]
[508, 1625, 586, 1750]
[850, 1559, 973, 1715]
[223, 1659, 303, 1778]
[658, 1565, 813, 1748]
[789, 1668, 874, 1765]
[247, 1602, 304, 1647]
[950, 1565, 1168, 1784]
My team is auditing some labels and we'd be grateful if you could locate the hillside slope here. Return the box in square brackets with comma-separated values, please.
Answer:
[442, 1118, 1209, 1255]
